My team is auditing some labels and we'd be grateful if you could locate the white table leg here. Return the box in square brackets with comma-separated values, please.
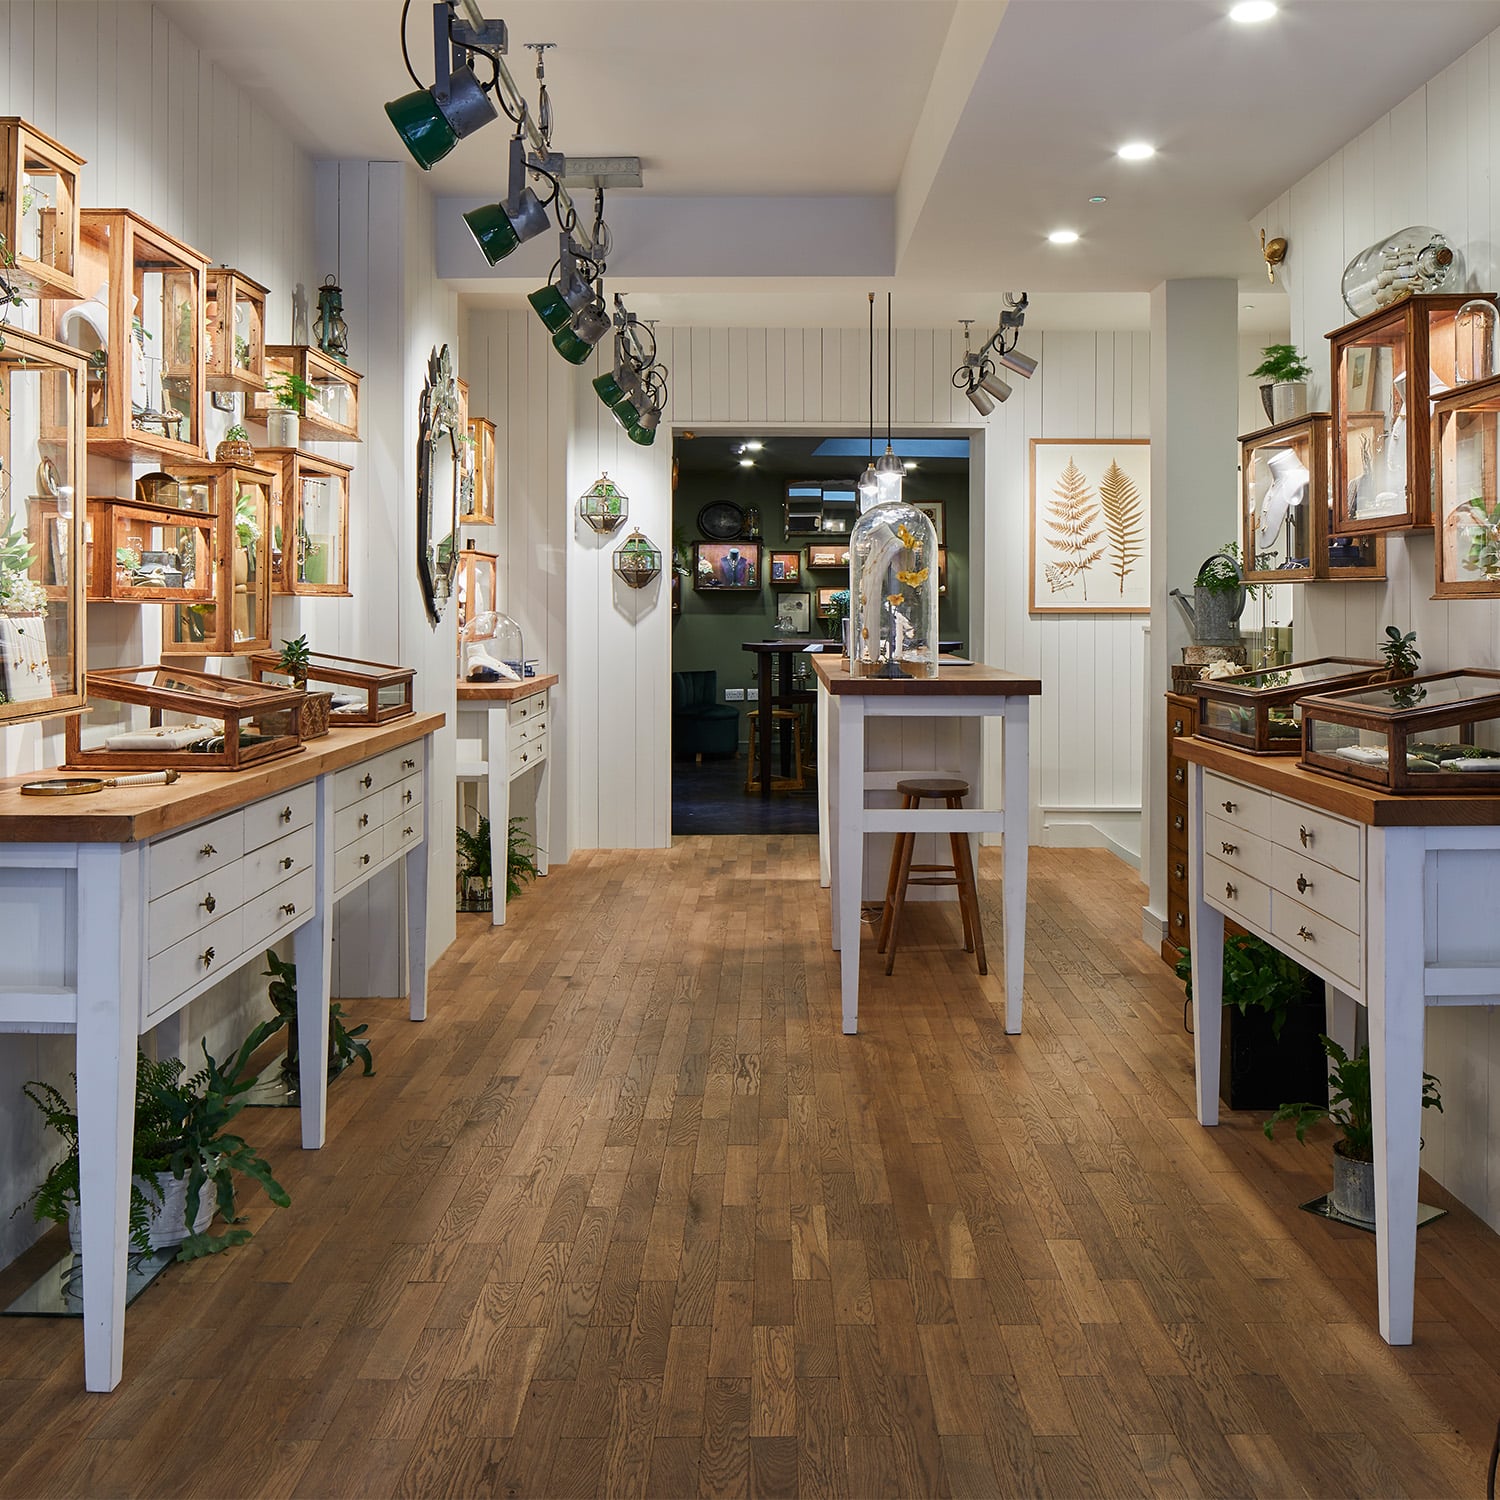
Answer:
[407, 737, 432, 1021]
[1001, 698, 1029, 1034]
[489, 705, 510, 927]
[1324, 985, 1359, 1070]
[817, 678, 831, 889]
[1367, 825, 1426, 1345]
[294, 772, 334, 1149]
[836, 697, 866, 1033]
[1187, 764, 1225, 1127]
[535, 705, 552, 878]
[74, 842, 142, 1393]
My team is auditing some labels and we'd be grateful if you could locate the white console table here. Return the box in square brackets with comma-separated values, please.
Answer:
[1177, 734, 1500, 1345]
[456, 675, 553, 925]
[0, 712, 442, 1391]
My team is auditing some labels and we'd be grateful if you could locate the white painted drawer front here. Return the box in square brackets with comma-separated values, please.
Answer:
[1270, 844, 1362, 935]
[385, 806, 424, 860]
[1203, 813, 1271, 884]
[146, 909, 245, 1018]
[335, 798, 381, 851]
[149, 812, 244, 899]
[511, 731, 547, 779]
[394, 749, 422, 780]
[1202, 853, 1270, 930]
[245, 783, 315, 852]
[244, 825, 315, 901]
[508, 692, 547, 726]
[333, 748, 404, 810]
[508, 713, 547, 752]
[335, 827, 385, 893]
[1270, 893, 1360, 989]
[1270, 798, 1360, 875]
[383, 775, 422, 823]
[148, 864, 246, 958]
[1203, 772, 1270, 836]
[244, 868, 316, 949]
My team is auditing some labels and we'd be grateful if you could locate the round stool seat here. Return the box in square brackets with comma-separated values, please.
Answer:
[895, 776, 970, 799]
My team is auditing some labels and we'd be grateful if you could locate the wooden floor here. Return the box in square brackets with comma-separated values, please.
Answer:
[1, 841, 1497, 1499]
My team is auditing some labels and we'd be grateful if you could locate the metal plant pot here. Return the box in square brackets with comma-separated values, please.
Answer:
[1330, 1143, 1376, 1224]
[1271, 381, 1308, 423]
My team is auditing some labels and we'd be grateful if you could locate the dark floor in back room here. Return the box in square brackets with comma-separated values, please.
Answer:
[671, 751, 819, 836]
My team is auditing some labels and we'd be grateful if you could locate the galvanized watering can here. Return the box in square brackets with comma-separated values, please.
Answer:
[1170, 552, 1247, 645]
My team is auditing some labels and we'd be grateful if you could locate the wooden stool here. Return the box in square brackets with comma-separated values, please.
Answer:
[877, 776, 987, 976]
[745, 708, 805, 792]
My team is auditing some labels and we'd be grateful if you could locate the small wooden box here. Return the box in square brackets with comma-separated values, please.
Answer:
[0, 117, 84, 299]
[253, 345, 361, 442]
[204, 266, 270, 394]
[247, 650, 414, 725]
[1194, 657, 1385, 755]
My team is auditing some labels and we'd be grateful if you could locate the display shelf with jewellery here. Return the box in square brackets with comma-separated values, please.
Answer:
[259, 448, 352, 596]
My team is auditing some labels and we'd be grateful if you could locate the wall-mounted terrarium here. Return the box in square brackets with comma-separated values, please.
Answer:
[260, 447, 351, 596]
[1433, 371, 1500, 598]
[44, 208, 207, 462]
[253, 345, 361, 442]
[457, 542, 497, 632]
[0, 329, 87, 725]
[204, 265, 269, 394]
[85, 498, 214, 605]
[156, 462, 274, 657]
[467, 416, 496, 523]
[0, 117, 84, 299]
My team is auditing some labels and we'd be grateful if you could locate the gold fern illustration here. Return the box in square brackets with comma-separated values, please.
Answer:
[1043, 458, 1105, 600]
[1098, 460, 1144, 594]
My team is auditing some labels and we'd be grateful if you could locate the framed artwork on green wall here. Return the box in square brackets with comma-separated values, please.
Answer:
[693, 541, 761, 591]
[770, 550, 801, 585]
[776, 591, 811, 632]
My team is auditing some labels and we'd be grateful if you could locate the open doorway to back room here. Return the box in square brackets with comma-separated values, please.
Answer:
[670, 430, 972, 837]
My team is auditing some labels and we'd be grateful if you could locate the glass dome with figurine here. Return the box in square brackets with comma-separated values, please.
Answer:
[460, 609, 525, 683]
[848, 499, 939, 679]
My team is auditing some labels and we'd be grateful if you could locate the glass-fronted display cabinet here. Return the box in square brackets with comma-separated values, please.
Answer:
[456, 542, 497, 633]
[156, 462, 274, 657]
[85, 498, 214, 604]
[254, 345, 361, 442]
[43, 208, 207, 462]
[247, 649, 415, 723]
[0, 117, 84, 299]
[466, 416, 496, 523]
[204, 266, 269, 395]
[1194, 657, 1384, 754]
[1329, 293, 1495, 535]
[1433, 371, 1500, 598]
[1300, 670, 1500, 792]
[1239, 413, 1384, 582]
[0, 329, 87, 724]
[260, 447, 351, 595]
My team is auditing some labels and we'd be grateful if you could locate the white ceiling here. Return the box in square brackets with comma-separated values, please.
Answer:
[159, 0, 1500, 329]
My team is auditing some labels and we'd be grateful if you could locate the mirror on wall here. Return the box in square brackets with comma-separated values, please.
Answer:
[417, 343, 462, 624]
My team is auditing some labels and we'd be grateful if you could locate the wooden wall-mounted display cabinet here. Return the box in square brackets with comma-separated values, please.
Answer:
[1433, 371, 1500, 598]
[0, 328, 88, 725]
[1329, 293, 1497, 535]
[153, 462, 275, 658]
[457, 542, 498, 632]
[260, 447, 352, 596]
[466, 416, 496, 523]
[85, 498, 215, 605]
[1239, 412, 1384, 583]
[204, 266, 270, 395]
[252, 345, 361, 442]
[0, 117, 84, 299]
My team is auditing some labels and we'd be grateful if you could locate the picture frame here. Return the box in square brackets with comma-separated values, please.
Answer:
[776, 590, 811, 633]
[1344, 346, 1377, 412]
[692, 540, 761, 592]
[1028, 438, 1150, 614]
[769, 549, 802, 585]
[816, 585, 846, 618]
[807, 543, 850, 569]
[911, 500, 945, 543]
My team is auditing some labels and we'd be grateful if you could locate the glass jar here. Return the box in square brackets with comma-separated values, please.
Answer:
[460, 609, 525, 682]
[848, 499, 939, 679]
[1455, 299, 1497, 385]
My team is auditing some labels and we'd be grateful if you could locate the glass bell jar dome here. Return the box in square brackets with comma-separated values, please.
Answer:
[848, 498, 939, 678]
[460, 609, 525, 682]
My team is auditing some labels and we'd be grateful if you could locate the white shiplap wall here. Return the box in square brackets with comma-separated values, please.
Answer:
[1259, 21, 1500, 1229]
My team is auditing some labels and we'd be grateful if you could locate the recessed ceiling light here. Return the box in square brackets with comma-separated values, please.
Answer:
[738, 458, 754, 468]
[1089, 195, 1108, 204]
[1048, 229, 1080, 245]
[1229, 1, 1277, 22]
[741, 440, 764, 452]
[1117, 141, 1155, 162]
[904, 461, 917, 471]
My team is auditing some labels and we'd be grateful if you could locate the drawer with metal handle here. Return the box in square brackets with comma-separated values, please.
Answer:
[1202, 771, 1270, 836]
[384, 807, 425, 861]
[1270, 843, 1362, 934]
[333, 748, 406, 810]
[334, 798, 383, 851]
[243, 868, 317, 950]
[382, 774, 424, 823]
[508, 713, 548, 751]
[1201, 853, 1271, 930]
[243, 824, 316, 902]
[1270, 892, 1360, 990]
[148, 811, 244, 899]
[1202, 812, 1271, 883]
[147, 863, 246, 958]
[244, 782, 315, 853]
[510, 732, 548, 779]
[1270, 797, 1360, 876]
[508, 693, 547, 726]
[145, 909, 245, 1023]
[334, 826, 386, 895]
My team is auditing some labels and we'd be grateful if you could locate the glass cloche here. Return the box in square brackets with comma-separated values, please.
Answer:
[460, 609, 525, 682]
[848, 499, 939, 678]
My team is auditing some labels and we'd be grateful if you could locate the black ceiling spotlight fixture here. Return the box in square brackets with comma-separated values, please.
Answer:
[952, 293, 1035, 416]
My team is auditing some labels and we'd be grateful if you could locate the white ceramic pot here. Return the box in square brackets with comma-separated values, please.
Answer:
[267, 408, 299, 448]
[1271, 381, 1308, 423]
[68, 1171, 215, 1256]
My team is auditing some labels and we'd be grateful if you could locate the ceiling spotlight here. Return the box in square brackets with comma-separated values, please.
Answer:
[529, 234, 594, 332]
[978, 369, 1012, 403]
[464, 133, 552, 264]
[741, 440, 764, 452]
[1230, 0, 1277, 20]
[903, 462, 917, 471]
[738, 458, 754, 468]
[965, 384, 996, 417]
[952, 297, 1035, 419]
[386, 1, 508, 170]
[553, 297, 612, 364]
[1089, 195, 1108, 204]
[597, 296, 669, 445]
[995, 346, 1039, 380]
[1117, 141, 1155, 162]
[1048, 229, 1080, 245]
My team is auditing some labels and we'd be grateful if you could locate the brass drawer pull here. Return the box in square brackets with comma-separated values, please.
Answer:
[201, 946, 215, 967]
[281, 856, 294, 871]
[403, 758, 416, 770]
[200, 892, 216, 913]
[1299, 824, 1312, 848]
[403, 825, 414, 837]
[1173, 912, 1186, 929]
[1173, 862, 1185, 881]
[359, 813, 370, 828]
[200, 843, 216, 857]
[1221, 799, 1236, 813]
[403, 789, 413, 804]
[520, 754, 528, 764]
[1220, 841, 1236, 855]
[1173, 814, 1185, 832]
[1297, 925, 1314, 942]
[360, 773, 372, 789]
[280, 805, 293, 823]
[1296, 874, 1311, 894]
[1173, 718, 1185, 736]
[360, 853, 371, 866]
[1224, 882, 1237, 900]
[280, 902, 296, 916]
[1173, 767, 1185, 784]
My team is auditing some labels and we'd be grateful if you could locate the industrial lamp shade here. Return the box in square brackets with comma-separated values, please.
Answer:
[529, 273, 593, 334]
[625, 404, 660, 446]
[553, 302, 611, 365]
[463, 135, 551, 265]
[978, 368, 1012, 403]
[857, 463, 880, 511]
[874, 446, 904, 506]
[964, 383, 996, 416]
[579, 472, 629, 534]
[385, 64, 496, 170]
[995, 347, 1039, 380]
[613, 529, 663, 588]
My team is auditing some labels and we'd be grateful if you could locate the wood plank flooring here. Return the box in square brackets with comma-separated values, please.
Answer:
[1, 841, 1497, 1498]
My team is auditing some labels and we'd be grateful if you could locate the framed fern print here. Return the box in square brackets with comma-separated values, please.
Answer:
[1028, 438, 1150, 614]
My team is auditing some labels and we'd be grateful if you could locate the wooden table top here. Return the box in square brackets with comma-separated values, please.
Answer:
[0, 712, 445, 844]
[813, 656, 1042, 698]
[456, 673, 557, 702]
[1174, 734, 1500, 827]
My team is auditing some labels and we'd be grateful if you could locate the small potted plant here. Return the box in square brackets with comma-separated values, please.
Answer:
[276, 633, 332, 738]
[1265, 1035, 1441, 1225]
[507, 815, 541, 901]
[1169, 547, 1248, 646]
[1377, 624, 1424, 709]
[260, 950, 373, 1088]
[457, 817, 493, 912]
[266, 371, 317, 448]
[1250, 342, 1315, 423]
[215, 422, 255, 464]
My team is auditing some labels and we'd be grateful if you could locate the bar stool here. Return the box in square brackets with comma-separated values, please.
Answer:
[745, 708, 805, 792]
[877, 776, 987, 976]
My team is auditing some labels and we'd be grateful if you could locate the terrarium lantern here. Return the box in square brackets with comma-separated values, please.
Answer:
[612, 529, 662, 589]
[848, 498, 939, 678]
[579, 471, 628, 534]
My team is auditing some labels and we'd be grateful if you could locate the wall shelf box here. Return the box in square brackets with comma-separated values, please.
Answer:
[1195, 657, 1384, 755]
[204, 266, 270, 394]
[1328, 293, 1496, 536]
[44, 208, 208, 463]
[247, 649, 415, 724]
[153, 462, 275, 658]
[457, 543, 498, 633]
[253, 345, 361, 442]
[85, 498, 215, 605]
[785, 479, 857, 537]
[64, 664, 305, 772]
[1433, 371, 1500, 598]
[1239, 413, 1384, 582]
[260, 447, 352, 596]
[466, 417, 496, 523]
[0, 117, 84, 299]
[0, 329, 88, 725]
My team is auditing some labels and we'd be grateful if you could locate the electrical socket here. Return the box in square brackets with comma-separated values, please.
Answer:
[746, 688, 759, 700]
[724, 687, 745, 701]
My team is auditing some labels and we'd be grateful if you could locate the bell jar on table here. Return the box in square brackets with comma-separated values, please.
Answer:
[848, 499, 939, 678]
[460, 609, 525, 683]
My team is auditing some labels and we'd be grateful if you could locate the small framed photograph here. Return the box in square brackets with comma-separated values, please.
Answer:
[770, 550, 802, 585]
[776, 590, 811, 633]
[693, 540, 761, 592]
[911, 501, 945, 543]
[807, 543, 850, 569]
[1344, 345, 1378, 412]
[816, 585, 846, 618]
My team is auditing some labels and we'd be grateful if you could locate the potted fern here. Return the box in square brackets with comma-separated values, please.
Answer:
[456, 816, 493, 912]
[1250, 343, 1314, 423]
[266, 371, 316, 447]
[259, 949, 373, 1088]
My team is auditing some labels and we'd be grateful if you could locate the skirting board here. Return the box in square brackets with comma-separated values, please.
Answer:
[1040, 808, 1141, 869]
[1141, 902, 1167, 953]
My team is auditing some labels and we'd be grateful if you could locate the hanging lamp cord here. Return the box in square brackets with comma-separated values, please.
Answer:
[868, 292, 875, 461]
[886, 291, 894, 447]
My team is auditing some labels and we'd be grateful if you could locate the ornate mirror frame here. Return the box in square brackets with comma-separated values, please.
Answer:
[417, 343, 462, 625]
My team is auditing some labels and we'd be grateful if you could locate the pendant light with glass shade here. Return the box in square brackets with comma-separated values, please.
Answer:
[857, 292, 879, 510]
[873, 292, 905, 506]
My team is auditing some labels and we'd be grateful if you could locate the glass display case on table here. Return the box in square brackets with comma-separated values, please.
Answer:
[247, 650, 414, 724]
[1194, 657, 1384, 754]
[1432, 371, 1500, 597]
[466, 417, 496, 523]
[63, 665, 304, 772]
[253, 345, 361, 442]
[0, 329, 87, 724]
[848, 499, 939, 679]
[1239, 413, 1383, 582]
[84, 497, 214, 604]
[260, 447, 351, 595]
[204, 266, 269, 395]
[460, 610, 524, 683]
[43, 208, 207, 463]
[457, 543, 498, 633]
[1300, 670, 1500, 792]
[0, 117, 84, 299]
[1329, 293, 1496, 535]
